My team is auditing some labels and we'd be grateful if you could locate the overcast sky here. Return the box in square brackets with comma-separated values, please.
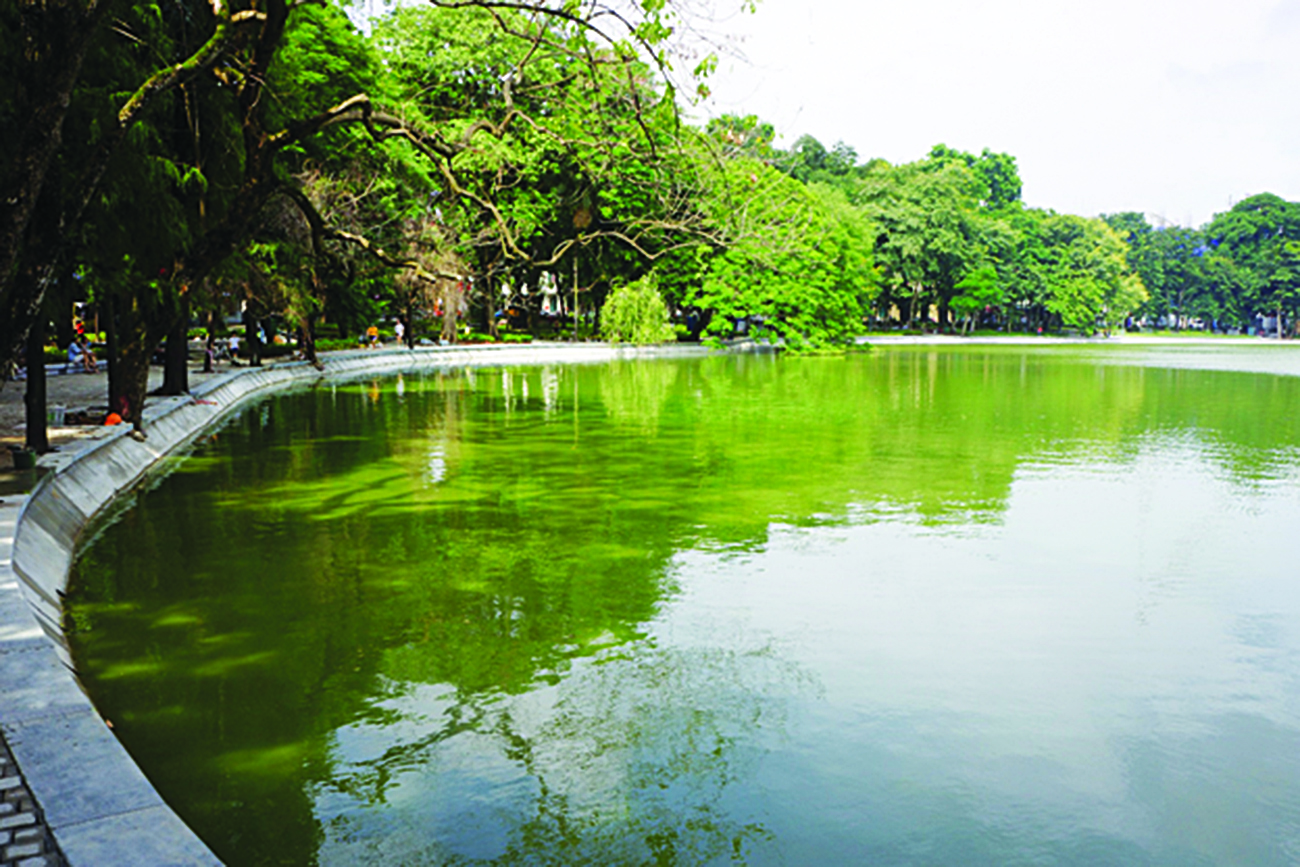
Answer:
[697, 0, 1300, 227]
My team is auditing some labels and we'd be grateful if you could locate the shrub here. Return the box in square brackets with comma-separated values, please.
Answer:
[600, 275, 675, 345]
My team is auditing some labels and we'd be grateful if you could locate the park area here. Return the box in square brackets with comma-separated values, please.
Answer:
[8, 0, 1300, 864]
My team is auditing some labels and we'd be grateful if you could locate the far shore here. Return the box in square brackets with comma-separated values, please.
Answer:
[857, 332, 1296, 346]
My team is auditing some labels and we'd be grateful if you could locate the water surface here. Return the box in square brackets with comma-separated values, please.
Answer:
[67, 346, 1300, 865]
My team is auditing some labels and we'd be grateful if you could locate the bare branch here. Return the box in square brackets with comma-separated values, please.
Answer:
[281, 185, 465, 284]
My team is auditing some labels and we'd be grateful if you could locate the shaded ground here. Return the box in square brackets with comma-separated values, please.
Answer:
[0, 362, 238, 469]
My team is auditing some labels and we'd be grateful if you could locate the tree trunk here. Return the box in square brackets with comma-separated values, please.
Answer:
[54, 305, 74, 352]
[243, 310, 262, 366]
[160, 298, 190, 394]
[526, 298, 542, 337]
[441, 287, 460, 344]
[24, 316, 48, 454]
[117, 325, 153, 432]
[105, 294, 123, 414]
[299, 313, 322, 368]
[484, 276, 499, 340]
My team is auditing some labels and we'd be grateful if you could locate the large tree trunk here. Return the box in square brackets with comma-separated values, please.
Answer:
[117, 321, 153, 432]
[54, 304, 74, 352]
[526, 298, 542, 337]
[299, 313, 322, 368]
[160, 297, 190, 394]
[908, 282, 922, 329]
[24, 315, 48, 454]
[441, 285, 461, 344]
[105, 294, 123, 414]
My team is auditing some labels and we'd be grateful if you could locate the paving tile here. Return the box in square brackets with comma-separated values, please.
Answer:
[0, 582, 45, 650]
[1, 709, 161, 830]
[0, 646, 89, 726]
[6, 841, 43, 859]
[56, 806, 219, 867]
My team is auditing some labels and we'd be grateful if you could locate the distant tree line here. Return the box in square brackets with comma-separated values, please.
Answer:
[1, 0, 1292, 454]
[1104, 195, 1300, 336]
[712, 116, 1146, 336]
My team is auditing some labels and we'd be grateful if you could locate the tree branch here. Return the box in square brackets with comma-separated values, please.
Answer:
[280, 185, 465, 284]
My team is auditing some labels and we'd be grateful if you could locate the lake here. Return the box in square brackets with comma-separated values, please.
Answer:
[66, 345, 1300, 865]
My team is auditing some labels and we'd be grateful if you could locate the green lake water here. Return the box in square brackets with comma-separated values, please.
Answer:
[66, 346, 1300, 865]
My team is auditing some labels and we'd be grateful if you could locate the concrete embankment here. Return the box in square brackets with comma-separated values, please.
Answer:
[0, 342, 710, 866]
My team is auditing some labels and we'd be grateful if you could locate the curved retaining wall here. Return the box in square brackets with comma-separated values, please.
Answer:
[0, 342, 713, 865]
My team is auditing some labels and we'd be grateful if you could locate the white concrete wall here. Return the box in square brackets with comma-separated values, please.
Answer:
[0, 341, 713, 866]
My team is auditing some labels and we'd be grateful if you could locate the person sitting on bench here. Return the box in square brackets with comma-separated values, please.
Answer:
[65, 338, 97, 373]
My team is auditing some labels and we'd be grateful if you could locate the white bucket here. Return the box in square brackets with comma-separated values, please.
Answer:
[47, 405, 66, 426]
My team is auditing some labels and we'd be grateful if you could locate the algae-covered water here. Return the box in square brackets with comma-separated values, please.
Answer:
[67, 346, 1300, 865]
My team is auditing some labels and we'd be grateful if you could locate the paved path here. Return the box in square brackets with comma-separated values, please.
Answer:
[1, 490, 62, 867]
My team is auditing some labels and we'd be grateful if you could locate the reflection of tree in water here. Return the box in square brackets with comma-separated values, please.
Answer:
[318, 637, 812, 865]
[599, 360, 680, 435]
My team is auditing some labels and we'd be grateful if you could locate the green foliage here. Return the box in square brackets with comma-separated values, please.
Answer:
[1024, 213, 1147, 333]
[855, 157, 984, 326]
[1203, 194, 1300, 329]
[847, 151, 1146, 334]
[1099, 194, 1300, 333]
[22, 0, 1276, 365]
[777, 135, 860, 188]
[600, 274, 675, 344]
[951, 264, 1003, 322]
[927, 144, 1023, 210]
[693, 160, 876, 349]
[706, 114, 777, 161]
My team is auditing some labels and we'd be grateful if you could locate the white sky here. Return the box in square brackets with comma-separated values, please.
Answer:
[698, 0, 1300, 227]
